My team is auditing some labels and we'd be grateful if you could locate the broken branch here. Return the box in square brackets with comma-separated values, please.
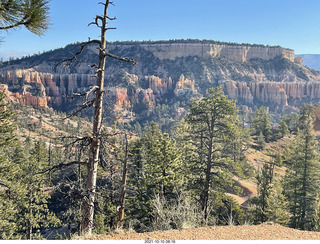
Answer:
[36, 161, 88, 175]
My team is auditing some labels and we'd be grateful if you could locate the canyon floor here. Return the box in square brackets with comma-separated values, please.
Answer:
[85, 223, 320, 240]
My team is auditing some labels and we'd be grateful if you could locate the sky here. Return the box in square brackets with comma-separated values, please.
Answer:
[1, 0, 320, 60]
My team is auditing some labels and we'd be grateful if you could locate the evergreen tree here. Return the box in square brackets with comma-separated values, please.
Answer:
[265, 180, 290, 226]
[128, 122, 184, 230]
[254, 162, 274, 223]
[278, 119, 289, 138]
[312, 194, 320, 231]
[251, 106, 272, 141]
[185, 87, 239, 222]
[297, 103, 315, 131]
[1, 139, 60, 239]
[283, 106, 320, 230]
[281, 112, 299, 132]
[256, 132, 266, 151]
[18, 141, 60, 239]
[170, 119, 199, 191]
[0, 91, 21, 239]
[0, 91, 15, 147]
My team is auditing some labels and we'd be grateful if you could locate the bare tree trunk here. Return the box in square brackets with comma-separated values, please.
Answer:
[117, 133, 129, 228]
[80, 0, 110, 236]
[202, 139, 213, 222]
[27, 191, 33, 240]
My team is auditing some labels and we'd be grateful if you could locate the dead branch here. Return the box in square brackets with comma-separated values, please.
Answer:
[107, 16, 117, 20]
[54, 39, 101, 71]
[59, 136, 92, 147]
[99, 1, 114, 6]
[74, 86, 99, 100]
[88, 15, 104, 28]
[65, 98, 96, 119]
[103, 51, 136, 65]
[36, 161, 88, 175]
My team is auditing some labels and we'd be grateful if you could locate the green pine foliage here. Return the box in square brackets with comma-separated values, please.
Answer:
[265, 180, 290, 226]
[256, 132, 266, 151]
[1, 140, 60, 239]
[0, 92, 61, 239]
[0, 0, 50, 35]
[127, 122, 184, 231]
[277, 119, 289, 139]
[0, 91, 16, 147]
[251, 106, 272, 141]
[283, 106, 320, 230]
[185, 87, 244, 222]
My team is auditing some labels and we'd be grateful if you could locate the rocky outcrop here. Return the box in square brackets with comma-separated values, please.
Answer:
[107, 87, 131, 110]
[222, 81, 320, 106]
[147, 75, 173, 97]
[0, 69, 163, 110]
[110, 42, 295, 63]
[174, 74, 197, 97]
[0, 69, 98, 108]
[223, 82, 254, 104]
[0, 84, 48, 107]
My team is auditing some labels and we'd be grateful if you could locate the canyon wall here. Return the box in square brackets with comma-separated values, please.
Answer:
[222, 81, 320, 107]
[109, 42, 295, 62]
[2, 68, 320, 112]
[2, 40, 320, 113]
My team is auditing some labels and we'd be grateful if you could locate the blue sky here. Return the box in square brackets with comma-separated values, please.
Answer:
[1, 0, 320, 60]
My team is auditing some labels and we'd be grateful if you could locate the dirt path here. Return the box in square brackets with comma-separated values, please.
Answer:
[88, 223, 320, 240]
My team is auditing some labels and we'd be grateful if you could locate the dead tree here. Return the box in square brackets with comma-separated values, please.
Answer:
[77, 1, 135, 236]
[51, 1, 135, 236]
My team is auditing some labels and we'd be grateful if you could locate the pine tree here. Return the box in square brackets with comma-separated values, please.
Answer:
[185, 87, 239, 222]
[251, 106, 272, 141]
[312, 194, 320, 231]
[278, 119, 289, 138]
[283, 106, 320, 230]
[128, 122, 184, 229]
[0, 91, 21, 239]
[296, 103, 315, 131]
[18, 141, 60, 239]
[170, 119, 199, 191]
[256, 132, 266, 151]
[265, 180, 290, 226]
[255, 162, 274, 223]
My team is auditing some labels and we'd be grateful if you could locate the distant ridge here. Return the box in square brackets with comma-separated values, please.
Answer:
[106, 39, 293, 50]
[1, 39, 292, 64]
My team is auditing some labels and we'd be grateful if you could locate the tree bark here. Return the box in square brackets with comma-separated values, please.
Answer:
[117, 134, 129, 228]
[202, 138, 213, 222]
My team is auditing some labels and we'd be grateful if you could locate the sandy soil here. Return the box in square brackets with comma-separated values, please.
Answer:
[88, 223, 320, 240]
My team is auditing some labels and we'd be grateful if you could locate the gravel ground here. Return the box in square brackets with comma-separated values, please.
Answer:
[89, 223, 320, 240]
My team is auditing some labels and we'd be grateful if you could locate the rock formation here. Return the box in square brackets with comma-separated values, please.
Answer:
[1, 40, 320, 114]
[174, 74, 197, 97]
[222, 81, 320, 107]
[109, 42, 295, 63]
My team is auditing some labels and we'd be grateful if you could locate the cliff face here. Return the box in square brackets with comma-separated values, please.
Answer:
[0, 69, 97, 108]
[1, 40, 320, 114]
[222, 81, 320, 107]
[110, 42, 295, 63]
